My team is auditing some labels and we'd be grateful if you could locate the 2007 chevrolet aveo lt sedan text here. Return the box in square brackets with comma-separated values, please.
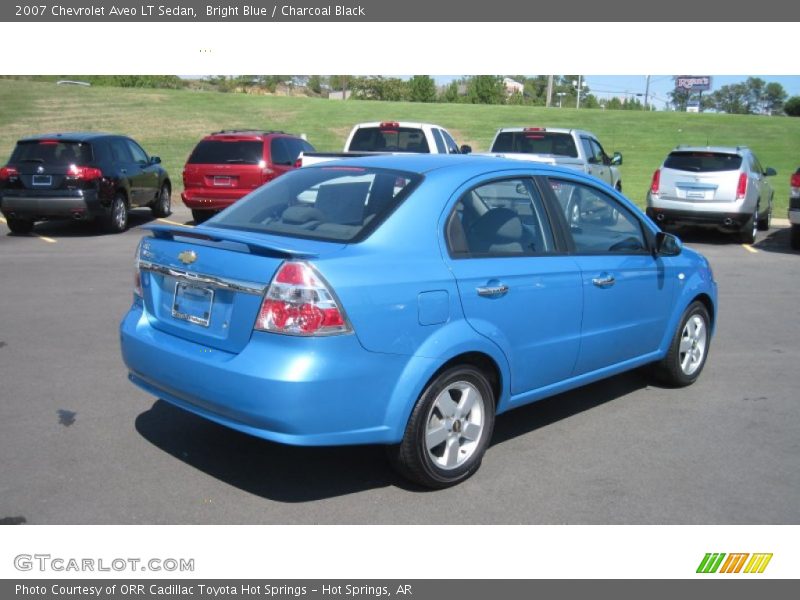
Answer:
[120, 155, 718, 488]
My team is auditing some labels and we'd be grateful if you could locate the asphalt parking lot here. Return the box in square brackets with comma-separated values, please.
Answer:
[0, 204, 798, 525]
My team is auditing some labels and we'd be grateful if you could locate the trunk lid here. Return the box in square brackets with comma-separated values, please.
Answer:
[138, 225, 342, 353]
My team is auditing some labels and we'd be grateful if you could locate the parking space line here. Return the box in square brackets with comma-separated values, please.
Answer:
[32, 233, 57, 244]
[157, 218, 194, 228]
[742, 244, 758, 254]
[0, 216, 6, 223]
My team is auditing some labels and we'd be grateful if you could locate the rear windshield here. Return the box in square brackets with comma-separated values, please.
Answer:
[187, 140, 263, 165]
[664, 151, 743, 172]
[10, 140, 93, 165]
[491, 131, 578, 157]
[349, 127, 430, 153]
[209, 166, 422, 242]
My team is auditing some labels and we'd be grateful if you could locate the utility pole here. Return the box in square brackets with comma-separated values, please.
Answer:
[546, 75, 554, 108]
[644, 75, 651, 111]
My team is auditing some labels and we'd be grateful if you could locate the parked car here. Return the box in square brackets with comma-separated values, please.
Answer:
[181, 130, 315, 224]
[299, 121, 470, 166]
[789, 168, 800, 250]
[120, 155, 717, 488]
[646, 146, 775, 244]
[485, 127, 623, 191]
[0, 132, 171, 234]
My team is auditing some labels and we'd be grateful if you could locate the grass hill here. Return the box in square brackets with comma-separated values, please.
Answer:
[1, 79, 798, 212]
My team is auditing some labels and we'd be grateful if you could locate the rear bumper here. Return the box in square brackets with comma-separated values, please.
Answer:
[0, 190, 104, 220]
[646, 206, 750, 230]
[120, 303, 417, 446]
[789, 208, 800, 226]
[181, 189, 248, 211]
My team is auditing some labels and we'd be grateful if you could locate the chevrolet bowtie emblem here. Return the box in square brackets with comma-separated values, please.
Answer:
[178, 250, 197, 265]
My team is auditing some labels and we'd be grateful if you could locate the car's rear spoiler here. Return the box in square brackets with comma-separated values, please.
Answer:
[144, 224, 320, 259]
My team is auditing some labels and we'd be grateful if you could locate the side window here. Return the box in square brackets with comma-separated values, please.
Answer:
[270, 138, 291, 165]
[126, 140, 149, 165]
[446, 178, 556, 258]
[110, 139, 132, 163]
[548, 178, 647, 254]
[301, 139, 316, 154]
[750, 154, 763, 175]
[590, 138, 610, 165]
[580, 137, 598, 163]
[431, 128, 446, 154]
[441, 130, 460, 154]
[284, 138, 304, 163]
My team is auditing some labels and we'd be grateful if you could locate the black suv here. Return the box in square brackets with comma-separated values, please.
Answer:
[0, 132, 172, 234]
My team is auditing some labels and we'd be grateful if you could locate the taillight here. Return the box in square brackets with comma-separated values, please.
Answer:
[0, 166, 19, 180]
[379, 121, 400, 129]
[650, 169, 661, 195]
[133, 239, 143, 298]
[736, 172, 748, 200]
[790, 171, 800, 190]
[255, 261, 350, 336]
[294, 158, 303, 168]
[523, 127, 545, 132]
[68, 165, 103, 181]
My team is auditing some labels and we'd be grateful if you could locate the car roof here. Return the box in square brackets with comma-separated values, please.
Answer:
[203, 130, 294, 140]
[305, 153, 595, 179]
[670, 145, 749, 155]
[353, 122, 440, 129]
[16, 132, 118, 143]
[495, 127, 592, 137]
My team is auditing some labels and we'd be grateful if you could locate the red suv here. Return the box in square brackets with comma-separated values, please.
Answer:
[181, 130, 315, 223]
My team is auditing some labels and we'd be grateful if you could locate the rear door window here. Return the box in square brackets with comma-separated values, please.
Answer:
[270, 138, 292, 166]
[110, 139, 133, 163]
[11, 140, 93, 166]
[211, 166, 421, 242]
[664, 152, 743, 172]
[187, 140, 264, 165]
[349, 127, 430, 153]
[440, 130, 460, 154]
[125, 139, 149, 165]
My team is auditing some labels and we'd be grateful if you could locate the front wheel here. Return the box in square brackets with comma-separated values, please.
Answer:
[653, 301, 711, 387]
[388, 365, 495, 489]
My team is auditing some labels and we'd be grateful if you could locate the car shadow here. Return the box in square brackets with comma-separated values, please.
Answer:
[752, 226, 797, 255]
[667, 226, 739, 246]
[134, 370, 650, 502]
[5, 209, 158, 238]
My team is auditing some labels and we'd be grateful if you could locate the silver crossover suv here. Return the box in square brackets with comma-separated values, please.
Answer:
[646, 146, 775, 243]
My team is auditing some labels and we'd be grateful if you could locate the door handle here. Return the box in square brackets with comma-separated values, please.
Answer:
[592, 275, 616, 288]
[476, 284, 509, 298]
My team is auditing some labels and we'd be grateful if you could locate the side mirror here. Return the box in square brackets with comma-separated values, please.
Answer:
[460, 145, 472, 155]
[150, 156, 162, 165]
[764, 167, 776, 177]
[611, 152, 623, 166]
[655, 231, 682, 257]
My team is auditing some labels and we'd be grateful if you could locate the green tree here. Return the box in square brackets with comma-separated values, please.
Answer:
[711, 83, 749, 114]
[441, 81, 461, 103]
[785, 96, 800, 117]
[408, 75, 436, 103]
[466, 76, 505, 104]
[307, 75, 322, 94]
[763, 82, 787, 114]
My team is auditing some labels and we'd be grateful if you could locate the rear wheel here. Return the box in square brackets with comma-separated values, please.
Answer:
[757, 201, 771, 231]
[151, 184, 171, 218]
[739, 207, 758, 244]
[191, 209, 212, 224]
[653, 301, 711, 387]
[388, 365, 495, 489]
[104, 193, 128, 233]
[6, 216, 34, 234]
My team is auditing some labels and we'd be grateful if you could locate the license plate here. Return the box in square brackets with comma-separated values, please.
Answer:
[686, 191, 707, 200]
[171, 282, 214, 327]
[32, 175, 52, 186]
[213, 176, 232, 186]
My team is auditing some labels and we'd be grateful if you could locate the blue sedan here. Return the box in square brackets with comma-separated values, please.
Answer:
[120, 155, 717, 488]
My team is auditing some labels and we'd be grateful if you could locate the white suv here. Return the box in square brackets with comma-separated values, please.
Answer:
[646, 146, 776, 244]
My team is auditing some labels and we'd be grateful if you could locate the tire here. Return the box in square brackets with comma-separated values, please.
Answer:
[387, 365, 495, 489]
[6, 216, 34, 234]
[151, 184, 171, 218]
[191, 209, 212, 224]
[653, 301, 711, 387]
[104, 193, 128, 233]
[738, 207, 757, 244]
[791, 225, 800, 251]
[757, 200, 771, 231]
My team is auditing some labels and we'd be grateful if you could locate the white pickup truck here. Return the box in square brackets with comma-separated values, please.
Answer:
[486, 127, 624, 191]
[300, 121, 471, 166]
